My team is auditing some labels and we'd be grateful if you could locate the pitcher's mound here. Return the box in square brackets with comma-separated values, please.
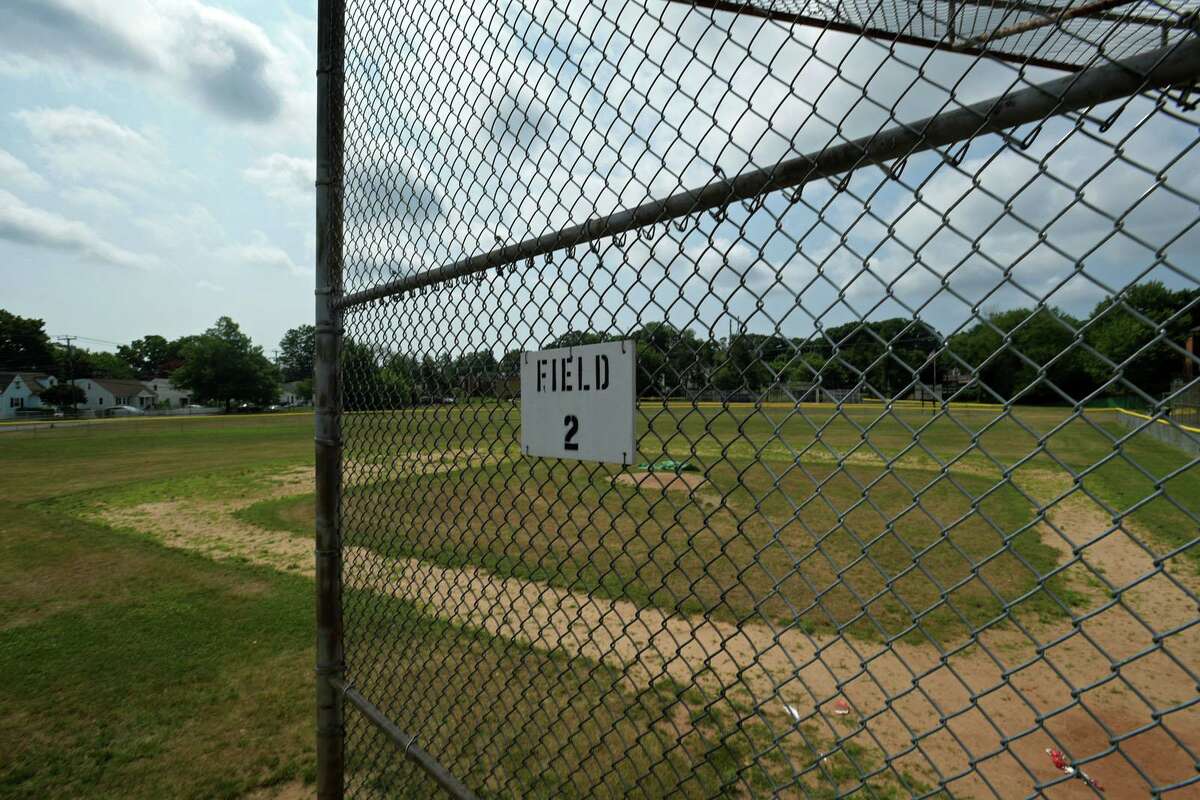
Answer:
[614, 471, 708, 492]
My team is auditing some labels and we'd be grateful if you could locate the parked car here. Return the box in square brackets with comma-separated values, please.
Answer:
[104, 405, 144, 417]
[233, 403, 264, 413]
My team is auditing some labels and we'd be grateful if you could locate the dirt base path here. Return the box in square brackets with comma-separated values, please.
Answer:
[93, 468, 1200, 799]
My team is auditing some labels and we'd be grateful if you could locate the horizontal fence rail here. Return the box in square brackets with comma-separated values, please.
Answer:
[335, 38, 1200, 311]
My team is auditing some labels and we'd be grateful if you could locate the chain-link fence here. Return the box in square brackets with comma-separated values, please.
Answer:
[315, 0, 1200, 797]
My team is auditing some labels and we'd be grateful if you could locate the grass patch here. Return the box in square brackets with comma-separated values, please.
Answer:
[330, 456, 1060, 644]
[234, 493, 314, 538]
[5, 405, 1196, 796]
[0, 502, 317, 799]
[0, 415, 317, 799]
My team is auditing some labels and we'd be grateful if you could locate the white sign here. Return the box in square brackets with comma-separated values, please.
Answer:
[520, 340, 636, 465]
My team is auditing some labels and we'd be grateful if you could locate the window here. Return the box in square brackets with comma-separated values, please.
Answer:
[10, 397, 23, 408]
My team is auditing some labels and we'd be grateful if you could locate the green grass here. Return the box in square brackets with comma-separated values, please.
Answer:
[5, 413, 926, 798]
[242, 403, 1199, 644]
[0, 415, 318, 799]
[233, 492, 313, 537]
[3, 404, 1195, 797]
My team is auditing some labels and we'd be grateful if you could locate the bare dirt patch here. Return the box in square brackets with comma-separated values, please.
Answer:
[92, 466, 1200, 799]
[613, 471, 709, 492]
[345, 449, 509, 484]
[94, 467, 315, 578]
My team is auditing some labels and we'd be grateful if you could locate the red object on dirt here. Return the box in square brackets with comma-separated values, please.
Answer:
[1047, 748, 1069, 771]
[1046, 748, 1105, 793]
[832, 699, 851, 716]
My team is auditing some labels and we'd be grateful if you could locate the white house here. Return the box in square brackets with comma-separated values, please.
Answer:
[0, 372, 57, 420]
[142, 376, 190, 408]
[71, 378, 157, 412]
[279, 380, 310, 406]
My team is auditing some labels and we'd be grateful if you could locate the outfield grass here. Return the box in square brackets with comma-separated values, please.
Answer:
[329, 403, 1200, 643]
[0, 415, 316, 799]
[237, 403, 1200, 648]
[3, 403, 1195, 797]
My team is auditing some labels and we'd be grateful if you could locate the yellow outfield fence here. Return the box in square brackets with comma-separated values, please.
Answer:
[1088, 405, 1200, 434]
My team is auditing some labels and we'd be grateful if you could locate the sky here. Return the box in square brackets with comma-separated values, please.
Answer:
[2, 0, 1197, 358]
[1, 0, 317, 354]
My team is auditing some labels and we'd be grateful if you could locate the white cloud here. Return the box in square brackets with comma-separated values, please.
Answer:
[195, 280, 225, 292]
[59, 186, 129, 214]
[222, 233, 306, 275]
[14, 106, 165, 192]
[1, 0, 297, 125]
[137, 204, 224, 253]
[243, 153, 314, 205]
[0, 189, 154, 269]
[0, 147, 47, 191]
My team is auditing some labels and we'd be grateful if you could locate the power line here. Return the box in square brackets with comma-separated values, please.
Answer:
[55, 336, 79, 414]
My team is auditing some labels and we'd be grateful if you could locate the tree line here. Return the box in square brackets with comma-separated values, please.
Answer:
[340, 281, 1198, 409]
[3, 279, 1195, 411]
[0, 311, 316, 411]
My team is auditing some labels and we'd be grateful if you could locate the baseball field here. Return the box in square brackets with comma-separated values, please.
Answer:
[1, 404, 1195, 797]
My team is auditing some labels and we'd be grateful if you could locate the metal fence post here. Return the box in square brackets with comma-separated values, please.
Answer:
[314, 0, 344, 796]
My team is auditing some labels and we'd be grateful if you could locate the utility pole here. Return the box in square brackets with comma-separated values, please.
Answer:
[55, 336, 78, 415]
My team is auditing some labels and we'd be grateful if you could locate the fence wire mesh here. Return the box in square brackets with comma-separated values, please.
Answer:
[323, 0, 1200, 797]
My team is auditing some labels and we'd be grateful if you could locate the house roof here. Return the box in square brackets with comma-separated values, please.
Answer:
[79, 377, 157, 397]
[0, 372, 53, 395]
[142, 377, 184, 390]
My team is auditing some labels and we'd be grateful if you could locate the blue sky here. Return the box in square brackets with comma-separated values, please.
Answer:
[1, 0, 317, 353]
[2, 0, 1197, 358]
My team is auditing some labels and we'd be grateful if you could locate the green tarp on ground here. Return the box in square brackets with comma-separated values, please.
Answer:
[636, 458, 698, 473]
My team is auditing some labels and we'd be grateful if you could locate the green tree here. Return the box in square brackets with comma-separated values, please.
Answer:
[39, 382, 86, 410]
[633, 322, 712, 396]
[278, 324, 316, 382]
[947, 307, 1094, 403]
[549, 330, 609, 349]
[1083, 281, 1199, 397]
[498, 349, 523, 378]
[818, 318, 941, 397]
[117, 335, 182, 379]
[80, 350, 137, 379]
[0, 310, 56, 372]
[171, 317, 279, 410]
[342, 339, 384, 410]
[451, 350, 498, 397]
[713, 327, 771, 394]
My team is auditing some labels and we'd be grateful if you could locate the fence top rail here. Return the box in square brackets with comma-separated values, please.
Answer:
[333, 37, 1200, 312]
[675, 0, 1200, 71]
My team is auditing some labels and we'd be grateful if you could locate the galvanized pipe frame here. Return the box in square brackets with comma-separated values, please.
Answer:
[315, 0, 345, 798]
[334, 36, 1200, 312]
[329, 677, 482, 800]
[673, 0, 1188, 70]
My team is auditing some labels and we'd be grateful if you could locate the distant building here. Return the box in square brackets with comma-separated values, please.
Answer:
[71, 378, 157, 412]
[280, 381, 310, 406]
[142, 376, 191, 408]
[0, 372, 57, 420]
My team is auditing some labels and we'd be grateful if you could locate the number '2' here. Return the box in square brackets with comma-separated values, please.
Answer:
[563, 414, 579, 451]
